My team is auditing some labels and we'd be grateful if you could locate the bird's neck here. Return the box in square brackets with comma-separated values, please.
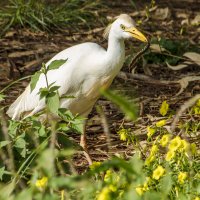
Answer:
[106, 32, 125, 73]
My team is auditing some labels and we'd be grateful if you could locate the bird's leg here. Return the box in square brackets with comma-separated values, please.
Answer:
[80, 121, 93, 165]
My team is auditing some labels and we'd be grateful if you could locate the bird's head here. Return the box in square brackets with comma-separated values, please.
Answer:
[104, 14, 147, 42]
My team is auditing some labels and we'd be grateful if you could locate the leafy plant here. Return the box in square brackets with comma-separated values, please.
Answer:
[0, 59, 200, 199]
[0, 0, 103, 35]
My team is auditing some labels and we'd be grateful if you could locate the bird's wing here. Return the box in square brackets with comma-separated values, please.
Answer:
[7, 43, 105, 120]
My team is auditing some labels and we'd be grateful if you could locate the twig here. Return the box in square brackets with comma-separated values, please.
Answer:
[170, 94, 200, 133]
[118, 72, 179, 86]
[96, 105, 112, 153]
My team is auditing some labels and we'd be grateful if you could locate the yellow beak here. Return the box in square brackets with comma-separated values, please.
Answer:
[125, 27, 147, 42]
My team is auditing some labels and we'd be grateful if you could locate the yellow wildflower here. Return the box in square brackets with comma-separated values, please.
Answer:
[152, 165, 165, 180]
[135, 187, 144, 196]
[97, 187, 111, 200]
[159, 101, 169, 116]
[143, 181, 149, 192]
[118, 129, 127, 141]
[156, 120, 166, 127]
[120, 132, 127, 141]
[194, 197, 200, 200]
[190, 143, 197, 155]
[160, 134, 170, 147]
[179, 139, 189, 152]
[109, 185, 117, 192]
[104, 170, 112, 182]
[150, 145, 158, 155]
[35, 176, 48, 190]
[193, 107, 200, 114]
[145, 155, 155, 165]
[168, 136, 182, 152]
[90, 161, 101, 171]
[196, 99, 200, 107]
[165, 150, 175, 162]
[147, 126, 156, 138]
[61, 190, 65, 200]
[178, 172, 187, 184]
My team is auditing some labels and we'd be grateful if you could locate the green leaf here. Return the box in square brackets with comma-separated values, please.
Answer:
[0, 94, 6, 102]
[49, 86, 60, 93]
[46, 92, 60, 114]
[30, 71, 41, 92]
[38, 87, 49, 99]
[38, 149, 58, 176]
[0, 167, 5, 180]
[15, 137, 26, 158]
[71, 118, 84, 134]
[38, 125, 46, 137]
[47, 59, 67, 71]
[0, 141, 11, 148]
[58, 108, 74, 121]
[15, 189, 32, 200]
[101, 89, 138, 121]
[8, 120, 20, 139]
[0, 182, 15, 200]
[160, 173, 172, 196]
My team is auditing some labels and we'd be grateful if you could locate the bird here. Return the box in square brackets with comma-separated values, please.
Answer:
[7, 14, 147, 165]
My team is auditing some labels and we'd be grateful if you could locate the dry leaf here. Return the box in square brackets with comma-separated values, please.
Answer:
[153, 7, 171, 20]
[181, 19, 189, 25]
[183, 52, 200, 65]
[150, 44, 168, 53]
[176, 13, 188, 19]
[166, 61, 193, 70]
[8, 51, 35, 58]
[191, 14, 200, 26]
[177, 76, 200, 96]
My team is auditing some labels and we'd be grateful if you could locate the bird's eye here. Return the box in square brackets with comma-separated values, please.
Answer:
[120, 24, 126, 30]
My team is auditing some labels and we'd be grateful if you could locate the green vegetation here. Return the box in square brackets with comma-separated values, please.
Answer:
[0, 0, 103, 35]
[0, 59, 199, 200]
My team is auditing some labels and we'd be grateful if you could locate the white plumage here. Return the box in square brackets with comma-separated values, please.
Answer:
[7, 14, 147, 121]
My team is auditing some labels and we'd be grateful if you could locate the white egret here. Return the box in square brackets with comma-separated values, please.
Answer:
[7, 14, 147, 164]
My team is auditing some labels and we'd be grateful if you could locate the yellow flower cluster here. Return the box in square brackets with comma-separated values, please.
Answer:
[168, 136, 189, 152]
[152, 165, 165, 180]
[165, 150, 175, 162]
[117, 128, 128, 141]
[193, 99, 200, 114]
[145, 144, 158, 165]
[135, 177, 151, 196]
[97, 185, 117, 200]
[89, 161, 101, 171]
[135, 187, 144, 196]
[159, 100, 169, 116]
[97, 187, 111, 200]
[164, 136, 189, 162]
[35, 176, 48, 190]
[160, 134, 170, 147]
[178, 172, 187, 184]
[104, 170, 112, 183]
[147, 126, 156, 138]
[156, 120, 166, 127]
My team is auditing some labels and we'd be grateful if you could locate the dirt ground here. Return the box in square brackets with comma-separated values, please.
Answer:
[0, 0, 199, 171]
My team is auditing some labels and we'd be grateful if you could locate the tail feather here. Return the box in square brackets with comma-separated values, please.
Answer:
[6, 86, 32, 120]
